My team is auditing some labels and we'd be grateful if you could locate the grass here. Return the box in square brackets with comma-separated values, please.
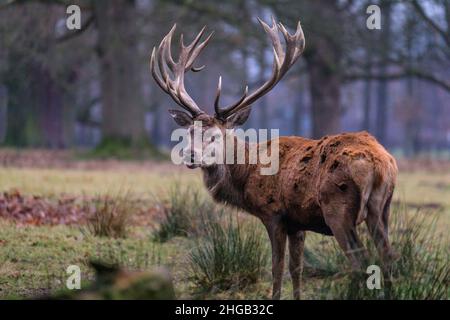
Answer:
[154, 183, 270, 293]
[188, 213, 269, 293]
[1, 165, 449, 201]
[83, 193, 135, 238]
[0, 222, 168, 298]
[396, 170, 450, 211]
[0, 166, 201, 199]
[1, 166, 448, 208]
[318, 204, 449, 299]
[154, 183, 269, 293]
[0, 163, 449, 299]
[85, 137, 168, 160]
[154, 184, 215, 242]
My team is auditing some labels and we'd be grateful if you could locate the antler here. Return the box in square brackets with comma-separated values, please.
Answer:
[214, 17, 305, 120]
[150, 24, 213, 116]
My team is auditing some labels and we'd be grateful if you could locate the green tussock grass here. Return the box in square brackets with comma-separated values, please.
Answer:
[317, 203, 449, 300]
[188, 213, 269, 294]
[153, 184, 214, 242]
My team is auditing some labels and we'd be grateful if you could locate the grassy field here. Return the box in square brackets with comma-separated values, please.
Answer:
[0, 161, 449, 299]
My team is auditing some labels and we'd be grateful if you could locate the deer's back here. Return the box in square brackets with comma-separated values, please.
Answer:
[244, 131, 397, 234]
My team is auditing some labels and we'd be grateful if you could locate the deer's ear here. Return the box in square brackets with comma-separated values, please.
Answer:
[226, 106, 252, 127]
[168, 109, 193, 127]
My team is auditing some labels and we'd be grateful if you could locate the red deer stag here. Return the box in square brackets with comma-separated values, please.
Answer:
[150, 18, 398, 299]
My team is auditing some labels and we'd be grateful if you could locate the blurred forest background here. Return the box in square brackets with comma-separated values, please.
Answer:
[0, 0, 449, 157]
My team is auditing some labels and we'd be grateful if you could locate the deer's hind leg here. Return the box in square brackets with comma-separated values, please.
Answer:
[366, 187, 397, 266]
[288, 230, 305, 300]
[324, 213, 367, 270]
[365, 186, 398, 298]
[319, 180, 368, 270]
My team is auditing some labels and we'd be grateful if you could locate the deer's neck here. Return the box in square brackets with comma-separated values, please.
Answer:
[202, 163, 250, 209]
[201, 140, 252, 209]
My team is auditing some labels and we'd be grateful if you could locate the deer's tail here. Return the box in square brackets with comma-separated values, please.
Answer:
[350, 159, 375, 225]
[353, 156, 397, 225]
[356, 179, 372, 225]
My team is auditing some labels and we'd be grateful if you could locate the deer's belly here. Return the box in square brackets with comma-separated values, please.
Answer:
[282, 203, 333, 236]
[242, 186, 333, 235]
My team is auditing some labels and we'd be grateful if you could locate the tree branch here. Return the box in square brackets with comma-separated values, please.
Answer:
[410, 0, 450, 48]
[0, 0, 91, 11]
[345, 68, 450, 92]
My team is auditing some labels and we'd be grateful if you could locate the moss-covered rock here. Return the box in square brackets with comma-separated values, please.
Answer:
[50, 261, 176, 300]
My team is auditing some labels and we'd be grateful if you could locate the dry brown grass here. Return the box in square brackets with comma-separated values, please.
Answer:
[84, 193, 135, 238]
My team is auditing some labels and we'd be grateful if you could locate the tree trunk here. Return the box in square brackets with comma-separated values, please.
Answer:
[404, 77, 421, 156]
[35, 66, 64, 148]
[403, 10, 421, 156]
[151, 104, 161, 146]
[362, 77, 372, 132]
[4, 60, 41, 147]
[292, 78, 304, 136]
[362, 40, 374, 131]
[95, 0, 146, 145]
[305, 37, 341, 138]
[375, 0, 392, 145]
[0, 86, 7, 143]
[375, 80, 388, 145]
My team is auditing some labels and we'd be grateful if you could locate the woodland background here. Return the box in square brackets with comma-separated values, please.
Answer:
[0, 0, 449, 157]
[0, 0, 449, 300]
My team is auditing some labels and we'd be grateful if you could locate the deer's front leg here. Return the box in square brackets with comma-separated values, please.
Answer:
[288, 231, 305, 300]
[262, 217, 287, 300]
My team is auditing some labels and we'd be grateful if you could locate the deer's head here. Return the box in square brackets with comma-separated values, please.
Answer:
[150, 18, 305, 168]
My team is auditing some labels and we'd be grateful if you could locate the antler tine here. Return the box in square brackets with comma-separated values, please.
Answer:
[187, 30, 214, 71]
[258, 17, 284, 63]
[158, 35, 194, 111]
[151, 45, 181, 106]
[150, 46, 189, 112]
[150, 47, 167, 93]
[278, 21, 305, 69]
[214, 76, 222, 115]
[163, 24, 177, 72]
[191, 65, 206, 72]
[150, 24, 214, 116]
[215, 18, 305, 119]
[179, 33, 185, 50]
[293, 21, 306, 61]
[186, 26, 206, 50]
[157, 36, 171, 86]
[226, 85, 249, 114]
[214, 77, 249, 119]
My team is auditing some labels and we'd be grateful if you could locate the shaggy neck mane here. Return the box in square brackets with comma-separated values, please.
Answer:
[201, 139, 252, 209]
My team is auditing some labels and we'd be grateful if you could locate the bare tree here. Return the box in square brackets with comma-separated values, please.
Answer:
[94, 0, 146, 145]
